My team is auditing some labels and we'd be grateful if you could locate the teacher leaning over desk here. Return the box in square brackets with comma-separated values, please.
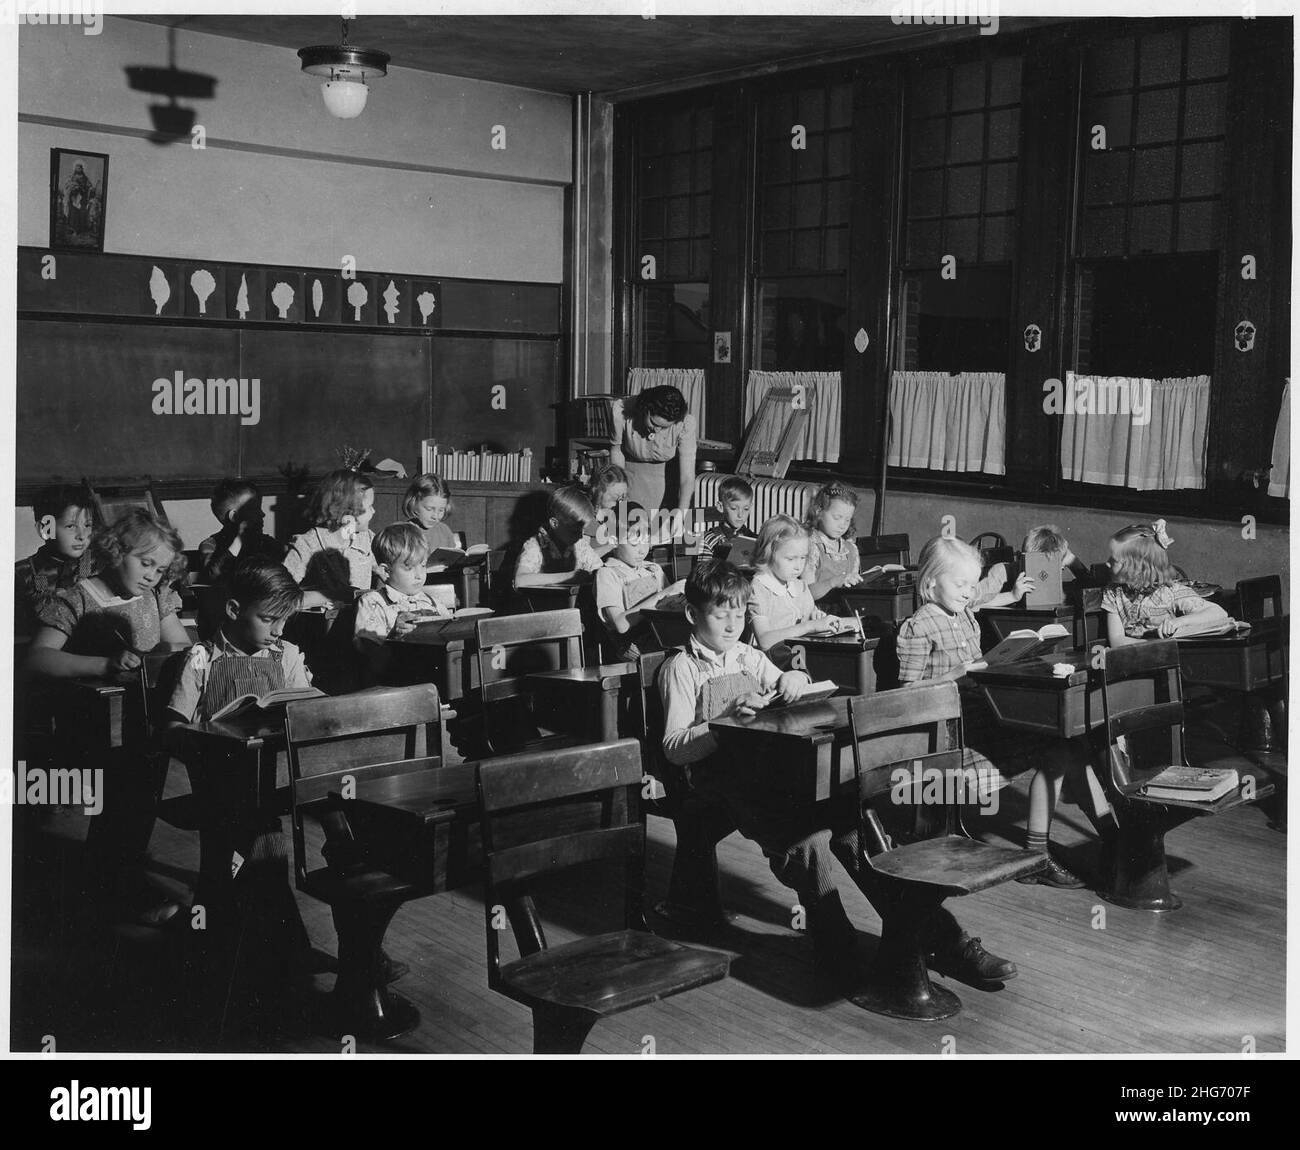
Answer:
[607, 385, 698, 525]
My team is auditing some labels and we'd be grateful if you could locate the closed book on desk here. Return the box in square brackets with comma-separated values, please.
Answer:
[1153, 618, 1250, 639]
[1141, 766, 1239, 803]
[210, 686, 325, 720]
[982, 623, 1071, 666]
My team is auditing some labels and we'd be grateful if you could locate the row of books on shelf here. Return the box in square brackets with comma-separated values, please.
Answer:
[421, 441, 533, 482]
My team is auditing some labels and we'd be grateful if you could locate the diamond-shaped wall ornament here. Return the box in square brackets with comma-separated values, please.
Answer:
[854, 327, 870, 354]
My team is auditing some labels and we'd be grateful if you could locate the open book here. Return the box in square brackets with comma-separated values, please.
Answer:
[851, 565, 912, 590]
[982, 623, 1071, 666]
[1141, 765, 1239, 803]
[210, 686, 325, 721]
[427, 543, 490, 570]
[703, 675, 838, 718]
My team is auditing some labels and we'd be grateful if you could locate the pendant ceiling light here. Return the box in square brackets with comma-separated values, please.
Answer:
[297, 18, 390, 120]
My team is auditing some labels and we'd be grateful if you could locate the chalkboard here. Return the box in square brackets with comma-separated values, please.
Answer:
[431, 337, 559, 459]
[17, 320, 242, 483]
[239, 329, 432, 476]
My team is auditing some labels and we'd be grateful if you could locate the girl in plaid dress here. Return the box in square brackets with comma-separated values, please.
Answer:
[897, 536, 1108, 889]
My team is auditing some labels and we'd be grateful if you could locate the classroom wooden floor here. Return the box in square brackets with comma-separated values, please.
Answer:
[9, 698, 1286, 1056]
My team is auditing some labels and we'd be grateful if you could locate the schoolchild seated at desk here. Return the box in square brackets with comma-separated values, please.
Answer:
[697, 475, 756, 562]
[14, 483, 94, 638]
[660, 560, 1018, 992]
[1101, 520, 1233, 646]
[403, 472, 458, 553]
[802, 482, 865, 603]
[197, 478, 285, 585]
[284, 468, 378, 609]
[353, 525, 452, 681]
[594, 502, 672, 662]
[897, 537, 1111, 889]
[747, 515, 851, 657]
[513, 484, 603, 588]
[26, 508, 192, 925]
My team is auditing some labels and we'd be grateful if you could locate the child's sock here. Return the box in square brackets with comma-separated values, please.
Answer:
[1026, 828, 1049, 853]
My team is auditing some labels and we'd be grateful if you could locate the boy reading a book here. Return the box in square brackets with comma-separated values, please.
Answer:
[167, 561, 313, 726]
[660, 559, 1017, 990]
[354, 524, 452, 647]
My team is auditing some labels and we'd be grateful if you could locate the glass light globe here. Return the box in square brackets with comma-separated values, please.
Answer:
[321, 79, 368, 119]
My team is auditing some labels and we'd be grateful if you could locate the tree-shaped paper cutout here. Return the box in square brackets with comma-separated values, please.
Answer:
[149, 266, 171, 315]
[235, 274, 250, 319]
[347, 280, 368, 322]
[383, 279, 400, 324]
[271, 281, 295, 320]
[190, 269, 216, 315]
[417, 291, 437, 324]
[312, 279, 324, 318]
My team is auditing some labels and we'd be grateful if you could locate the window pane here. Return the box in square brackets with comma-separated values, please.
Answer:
[984, 161, 1018, 212]
[668, 154, 692, 195]
[909, 168, 944, 217]
[982, 215, 1012, 263]
[666, 196, 691, 238]
[1139, 30, 1183, 87]
[951, 60, 986, 111]
[824, 180, 850, 227]
[692, 194, 711, 234]
[637, 282, 711, 369]
[1082, 207, 1126, 258]
[755, 276, 846, 370]
[765, 138, 793, 183]
[793, 228, 823, 270]
[946, 166, 982, 215]
[944, 217, 979, 263]
[828, 82, 853, 128]
[908, 221, 943, 265]
[797, 87, 825, 130]
[1084, 151, 1129, 205]
[694, 150, 712, 192]
[1130, 203, 1173, 254]
[1183, 81, 1226, 138]
[763, 185, 791, 230]
[1085, 94, 1133, 147]
[764, 233, 791, 274]
[826, 131, 852, 178]
[1179, 140, 1222, 197]
[1085, 38, 1134, 93]
[899, 266, 1012, 372]
[910, 118, 947, 167]
[1136, 88, 1179, 144]
[912, 70, 949, 117]
[666, 240, 691, 279]
[823, 227, 847, 272]
[987, 108, 1020, 160]
[1176, 201, 1218, 251]
[794, 186, 824, 228]
[949, 112, 985, 163]
[1133, 146, 1177, 201]
[793, 136, 826, 182]
[989, 56, 1023, 105]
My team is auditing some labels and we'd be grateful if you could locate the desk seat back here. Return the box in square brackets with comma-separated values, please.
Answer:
[1236, 574, 1283, 622]
[475, 608, 584, 705]
[1098, 640, 1186, 793]
[856, 533, 912, 570]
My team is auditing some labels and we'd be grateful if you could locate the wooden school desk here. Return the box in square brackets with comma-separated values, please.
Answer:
[1176, 616, 1288, 749]
[386, 614, 483, 703]
[979, 602, 1107, 651]
[524, 663, 635, 743]
[791, 630, 884, 695]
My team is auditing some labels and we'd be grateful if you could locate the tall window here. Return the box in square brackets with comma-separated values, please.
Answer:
[753, 80, 853, 370]
[633, 102, 713, 370]
[898, 55, 1022, 372]
[1075, 22, 1228, 375]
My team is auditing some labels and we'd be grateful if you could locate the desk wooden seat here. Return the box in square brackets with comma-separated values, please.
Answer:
[478, 738, 732, 1053]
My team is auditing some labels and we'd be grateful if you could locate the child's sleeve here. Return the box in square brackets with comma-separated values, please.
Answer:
[352, 592, 392, 646]
[740, 647, 784, 693]
[575, 536, 603, 573]
[514, 536, 542, 580]
[281, 642, 313, 689]
[593, 566, 621, 614]
[1169, 583, 1209, 615]
[973, 563, 1008, 606]
[659, 654, 716, 765]
[35, 590, 79, 638]
[746, 578, 772, 628]
[282, 536, 308, 583]
[697, 527, 720, 561]
[166, 645, 208, 723]
[895, 616, 935, 685]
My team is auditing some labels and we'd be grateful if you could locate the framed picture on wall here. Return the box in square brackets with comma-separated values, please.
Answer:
[49, 148, 109, 252]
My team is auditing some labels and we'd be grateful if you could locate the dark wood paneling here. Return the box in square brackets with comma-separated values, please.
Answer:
[708, 84, 751, 446]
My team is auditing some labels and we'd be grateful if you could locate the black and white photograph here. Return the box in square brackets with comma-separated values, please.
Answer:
[2, 1, 1293, 1095]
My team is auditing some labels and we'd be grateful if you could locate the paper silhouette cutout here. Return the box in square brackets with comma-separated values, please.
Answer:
[149, 266, 171, 315]
[235, 274, 250, 320]
[417, 291, 437, 324]
[190, 269, 216, 315]
[346, 280, 368, 321]
[312, 279, 324, 318]
[383, 279, 400, 324]
[271, 281, 295, 320]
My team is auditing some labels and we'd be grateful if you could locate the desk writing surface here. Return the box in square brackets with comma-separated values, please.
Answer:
[1176, 616, 1287, 693]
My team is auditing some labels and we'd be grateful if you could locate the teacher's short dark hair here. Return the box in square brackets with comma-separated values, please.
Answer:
[637, 385, 688, 424]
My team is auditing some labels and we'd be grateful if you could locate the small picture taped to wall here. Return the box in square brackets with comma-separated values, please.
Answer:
[714, 330, 732, 364]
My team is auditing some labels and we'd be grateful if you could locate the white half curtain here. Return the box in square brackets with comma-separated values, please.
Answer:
[1059, 372, 1210, 490]
[626, 367, 707, 432]
[743, 371, 842, 463]
[1269, 380, 1290, 498]
[887, 371, 1006, 475]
